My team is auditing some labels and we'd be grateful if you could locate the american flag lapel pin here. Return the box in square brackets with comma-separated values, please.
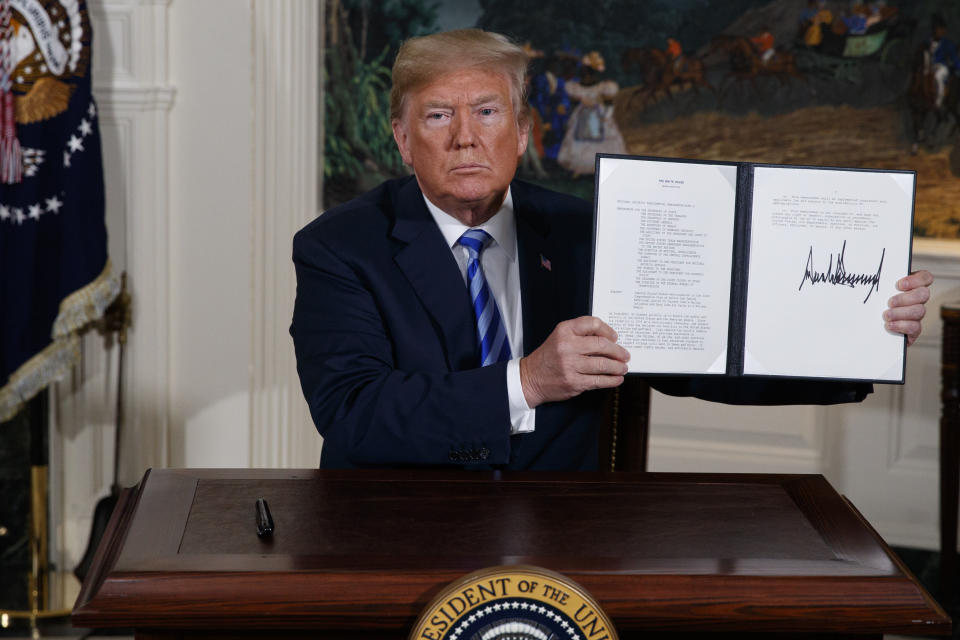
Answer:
[540, 253, 552, 271]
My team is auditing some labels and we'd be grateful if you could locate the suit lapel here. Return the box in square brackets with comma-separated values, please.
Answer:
[391, 179, 477, 370]
[513, 181, 558, 356]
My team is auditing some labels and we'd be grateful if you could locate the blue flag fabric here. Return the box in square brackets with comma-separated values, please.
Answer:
[0, 0, 118, 421]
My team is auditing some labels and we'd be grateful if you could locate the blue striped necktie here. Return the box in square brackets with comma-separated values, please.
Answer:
[458, 229, 511, 366]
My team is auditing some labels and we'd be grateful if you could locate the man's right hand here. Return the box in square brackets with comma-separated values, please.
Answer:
[519, 316, 630, 408]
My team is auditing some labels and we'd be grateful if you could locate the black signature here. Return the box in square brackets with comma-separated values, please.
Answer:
[798, 240, 884, 304]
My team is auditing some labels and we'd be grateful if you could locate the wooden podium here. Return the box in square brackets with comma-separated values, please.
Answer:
[72, 469, 949, 639]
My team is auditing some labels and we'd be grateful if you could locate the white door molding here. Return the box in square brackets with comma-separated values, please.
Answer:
[249, 0, 322, 467]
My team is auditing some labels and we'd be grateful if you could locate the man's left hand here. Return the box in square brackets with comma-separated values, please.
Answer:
[885, 270, 933, 346]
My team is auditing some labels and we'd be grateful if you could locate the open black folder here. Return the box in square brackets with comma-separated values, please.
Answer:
[589, 154, 915, 384]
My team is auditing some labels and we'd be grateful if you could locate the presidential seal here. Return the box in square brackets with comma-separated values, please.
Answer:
[410, 566, 618, 640]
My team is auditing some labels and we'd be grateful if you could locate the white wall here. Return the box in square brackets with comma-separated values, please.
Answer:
[168, 0, 253, 468]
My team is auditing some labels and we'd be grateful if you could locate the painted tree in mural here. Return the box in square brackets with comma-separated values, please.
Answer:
[324, 0, 438, 204]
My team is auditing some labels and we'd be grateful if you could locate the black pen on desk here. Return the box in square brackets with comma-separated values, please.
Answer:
[256, 497, 274, 538]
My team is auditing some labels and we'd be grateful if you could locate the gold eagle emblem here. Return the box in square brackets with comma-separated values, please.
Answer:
[16, 76, 73, 124]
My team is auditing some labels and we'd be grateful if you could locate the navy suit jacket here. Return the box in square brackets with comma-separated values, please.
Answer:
[291, 176, 870, 470]
[292, 176, 605, 470]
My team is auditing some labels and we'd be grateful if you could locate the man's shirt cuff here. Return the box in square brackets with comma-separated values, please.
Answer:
[506, 357, 535, 434]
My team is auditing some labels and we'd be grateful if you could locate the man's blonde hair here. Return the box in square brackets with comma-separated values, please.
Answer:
[390, 29, 529, 125]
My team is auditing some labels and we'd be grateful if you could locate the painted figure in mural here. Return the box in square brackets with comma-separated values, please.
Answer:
[842, 4, 869, 36]
[866, 1, 896, 30]
[800, 0, 834, 48]
[663, 37, 702, 81]
[927, 13, 960, 110]
[556, 51, 626, 176]
[520, 43, 547, 178]
[665, 37, 683, 71]
[751, 26, 776, 65]
[528, 49, 578, 165]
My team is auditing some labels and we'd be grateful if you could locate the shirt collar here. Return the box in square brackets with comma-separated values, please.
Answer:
[423, 188, 517, 261]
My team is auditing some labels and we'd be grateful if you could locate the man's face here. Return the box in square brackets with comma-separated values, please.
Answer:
[392, 67, 529, 225]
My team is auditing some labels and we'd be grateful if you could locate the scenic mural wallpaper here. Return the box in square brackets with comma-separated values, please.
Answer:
[323, 0, 960, 238]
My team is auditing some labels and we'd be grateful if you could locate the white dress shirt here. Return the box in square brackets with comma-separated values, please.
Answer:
[423, 189, 536, 434]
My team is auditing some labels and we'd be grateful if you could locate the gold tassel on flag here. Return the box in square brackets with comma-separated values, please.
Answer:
[0, 0, 21, 184]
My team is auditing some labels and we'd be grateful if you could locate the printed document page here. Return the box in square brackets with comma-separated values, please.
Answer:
[593, 157, 737, 374]
[743, 167, 913, 381]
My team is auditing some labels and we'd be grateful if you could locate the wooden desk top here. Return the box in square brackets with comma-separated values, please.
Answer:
[72, 469, 950, 635]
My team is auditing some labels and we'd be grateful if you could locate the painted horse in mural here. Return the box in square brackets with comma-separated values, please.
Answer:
[708, 35, 803, 90]
[908, 45, 960, 154]
[620, 47, 712, 110]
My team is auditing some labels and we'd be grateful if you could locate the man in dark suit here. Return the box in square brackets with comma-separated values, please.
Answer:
[291, 29, 932, 470]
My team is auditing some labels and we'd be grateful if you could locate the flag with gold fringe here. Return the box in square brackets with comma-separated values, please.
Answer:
[0, 0, 118, 422]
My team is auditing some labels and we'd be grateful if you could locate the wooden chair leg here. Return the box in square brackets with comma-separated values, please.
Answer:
[940, 410, 958, 604]
[599, 377, 651, 472]
[939, 304, 960, 603]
